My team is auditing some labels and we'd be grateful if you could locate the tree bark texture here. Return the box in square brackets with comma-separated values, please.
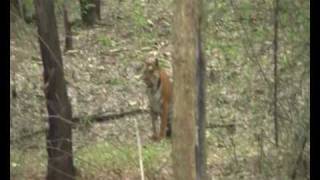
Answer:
[172, 0, 205, 179]
[34, 0, 75, 179]
[79, 0, 97, 26]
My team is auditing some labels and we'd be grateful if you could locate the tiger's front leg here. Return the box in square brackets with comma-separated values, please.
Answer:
[158, 101, 169, 140]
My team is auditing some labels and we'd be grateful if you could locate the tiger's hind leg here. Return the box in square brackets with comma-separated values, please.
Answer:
[150, 111, 159, 140]
[166, 121, 172, 137]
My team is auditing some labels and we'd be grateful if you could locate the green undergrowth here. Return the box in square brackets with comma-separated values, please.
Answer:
[10, 139, 171, 179]
[75, 139, 171, 176]
[10, 147, 47, 179]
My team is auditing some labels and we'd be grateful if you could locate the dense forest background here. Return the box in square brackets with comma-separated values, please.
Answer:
[10, 0, 309, 179]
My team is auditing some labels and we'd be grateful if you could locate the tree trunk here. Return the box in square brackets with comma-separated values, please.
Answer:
[172, 0, 206, 179]
[63, 1, 73, 51]
[194, 1, 207, 178]
[95, 0, 101, 20]
[34, 0, 75, 180]
[11, 0, 23, 18]
[79, 0, 97, 26]
[22, 0, 34, 23]
[273, 0, 279, 148]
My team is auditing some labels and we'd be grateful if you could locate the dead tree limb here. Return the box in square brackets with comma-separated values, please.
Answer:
[11, 108, 149, 143]
[72, 109, 148, 123]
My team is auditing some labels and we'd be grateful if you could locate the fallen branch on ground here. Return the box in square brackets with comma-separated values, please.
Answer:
[11, 108, 149, 143]
[11, 110, 238, 143]
[72, 108, 149, 123]
[206, 123, 237, 129]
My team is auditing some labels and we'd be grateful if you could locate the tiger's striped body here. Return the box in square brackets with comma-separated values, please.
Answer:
[143, 58, 173, 141]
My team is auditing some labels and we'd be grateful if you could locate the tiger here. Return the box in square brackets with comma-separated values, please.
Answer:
[143, 57, 173, 141]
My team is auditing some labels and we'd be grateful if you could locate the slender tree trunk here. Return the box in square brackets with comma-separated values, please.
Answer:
[34, 0, 75, 179]
[22, 0, 34, 23]
[195, 0, 207, 179]
[172, 0, 206, 179]
[273, 0, 280, 179]
[290, 135, 307, 180]
[95, 0, 101, 20]
[79, 0, 97, 26]
[273, 0, 279, 148]
[63, 1, 73, 51]
[11, 0, 24, 19]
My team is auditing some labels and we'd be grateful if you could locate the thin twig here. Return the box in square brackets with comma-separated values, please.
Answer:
[134, 118, 145, 180]
[273, 0, 280, 148]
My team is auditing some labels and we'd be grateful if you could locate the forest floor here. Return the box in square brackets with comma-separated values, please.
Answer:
[10, 0, 303, 180]
[11, 1, 183, 179]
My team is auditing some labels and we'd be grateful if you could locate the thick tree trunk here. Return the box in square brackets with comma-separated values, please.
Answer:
[172, 0, 206, 179]
[34, 0, 75, 179]
[63, 1, 73, 51]
[79, 0, 97, 26]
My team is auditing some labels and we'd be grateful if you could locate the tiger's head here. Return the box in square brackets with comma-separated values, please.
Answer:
[143, 57, 161, 88]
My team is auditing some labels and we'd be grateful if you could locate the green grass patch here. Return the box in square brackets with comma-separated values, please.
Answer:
[10, 148, 47, 179]
[97, 35, 115, 48]
[106, 78, 124, 85]
[75, 140, 171, 175]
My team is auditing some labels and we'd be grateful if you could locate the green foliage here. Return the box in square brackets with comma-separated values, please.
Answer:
[55, 0, 64, 6]
[10, 148, 47, 179]
[79, 116, 94, 128]
[79, 0, 96, 17]
[75, 143, 133, 170]
[85, 3, 96, 10]
[23, 0, 35, 22]
[106, 78, 124, 85]
[75, 140, 170, 176]
[97, 35, 114, 47]
[132, 1, 148, 31]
